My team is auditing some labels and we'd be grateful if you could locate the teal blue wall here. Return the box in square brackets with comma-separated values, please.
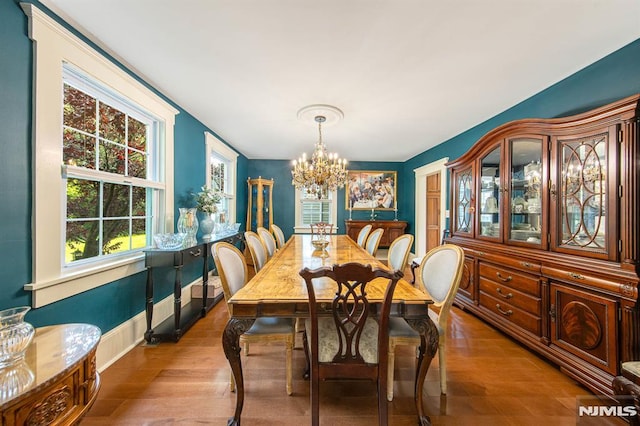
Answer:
[2, 0, 640, 338]
[401, 38, 640, 234]
[248, 160, 404, 238]
[0, 0, 248, 332]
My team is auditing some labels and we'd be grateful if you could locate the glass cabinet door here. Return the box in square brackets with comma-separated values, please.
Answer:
[478, 146, 501, 239]
[508, 138, 544, 246]
[453, 166, 473, 235]
[553, 132, 610, 258]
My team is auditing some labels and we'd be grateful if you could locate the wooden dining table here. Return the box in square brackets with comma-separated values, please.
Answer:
[222, 234, 438, 426]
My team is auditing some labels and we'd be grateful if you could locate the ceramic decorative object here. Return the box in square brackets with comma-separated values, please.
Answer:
[177, 208, 198, 247]
[199, 213, 215, 240]
[0, 307, 35, 368]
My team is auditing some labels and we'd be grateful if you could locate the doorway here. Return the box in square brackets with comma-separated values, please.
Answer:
[414, 157, 448, 257]
[425, 171, 441, 252]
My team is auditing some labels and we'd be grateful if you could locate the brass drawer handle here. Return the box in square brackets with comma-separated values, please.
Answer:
[496, 272, 513, 282]
[568, 272, 585, 280]
[496, 304, 513, 316]
[521, 262, 532, 268]
[189, 249, 202, 257]
[496, 288, 513, 299]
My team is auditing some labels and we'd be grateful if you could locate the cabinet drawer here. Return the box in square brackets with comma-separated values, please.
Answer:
[480, 292, 542, 336]
[479, 262, 540, 296]
[479, 277, 541, 316]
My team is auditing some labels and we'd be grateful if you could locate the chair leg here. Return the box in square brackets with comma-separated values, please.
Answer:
[286, 335, 293, 396]
[311, 374, 320, 426]
[302, 330, 310, 380]
[438, 339, 447, 395]
[387, 340, 396, 401]
[378, 377, 389, 426]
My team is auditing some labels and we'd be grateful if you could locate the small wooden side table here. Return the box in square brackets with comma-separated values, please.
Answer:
[0, 323, 101, 425]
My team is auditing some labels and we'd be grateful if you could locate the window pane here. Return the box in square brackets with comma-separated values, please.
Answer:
[66, 219, 100, 262]
[63, 84, 96, 134]
[99, 140, 126, 174]
[99, 102, 125, 144]
[103, 183, 130, 218]
[131, 186, 147, 216]
[128, 116, 147, 151]
[211, 159, 226, 193]
[132, 219, 147, 249]
[103, 219, 130, 254]
[67, 178, 99, 219]
[63, 129, 96, 168]
[128, 149, 147, 178]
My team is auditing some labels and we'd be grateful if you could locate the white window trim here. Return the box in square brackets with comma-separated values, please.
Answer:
[414, 157, 449, 257]
[293, 190, 338, 233]
[22, 4, 178, 308]
[205, 132, 238, 222]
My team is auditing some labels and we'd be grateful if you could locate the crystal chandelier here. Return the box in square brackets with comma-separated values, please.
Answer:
[291, 108, 348, 199]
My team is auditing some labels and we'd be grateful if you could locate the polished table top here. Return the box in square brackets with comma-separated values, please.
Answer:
[228, 233, 431, 307]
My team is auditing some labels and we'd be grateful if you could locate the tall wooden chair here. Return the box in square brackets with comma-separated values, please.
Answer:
[386, 244, 464, 400]
[356, 224, 373, 247]
[270, 223, 286, 249]
[310, 222, 334, 238]
[299, 262, 403, 426]
[257, 226, 277, 258]
[212, 242, 295, 395]
[244, 231, 268, 273]
[365, 228, 384, 256]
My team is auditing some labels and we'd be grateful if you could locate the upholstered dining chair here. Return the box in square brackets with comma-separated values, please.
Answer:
[257, 226, 277, 258]
[212, 242, 295, 395]
[270, 224, 286, 249]
[386, 234, 414, 271]
[386, 244, 464, 400]
[365, 228, 384, 257]
[299, 263, 404, 426]
[244, 231, 268, 274]
[356, 224, 373, 248]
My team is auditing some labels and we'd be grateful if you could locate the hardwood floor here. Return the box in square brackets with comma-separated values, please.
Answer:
[83, 285, 624, 425]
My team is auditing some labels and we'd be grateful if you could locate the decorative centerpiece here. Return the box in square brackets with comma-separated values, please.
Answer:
[0, 307, 34, 369]
[194, 186, 222, 240]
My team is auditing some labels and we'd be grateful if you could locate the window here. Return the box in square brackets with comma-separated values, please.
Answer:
[62, 67, 163, 265]
[294, 189, 338, 233]
[205, 132, 238, 224]
[22, 4, 178, 307]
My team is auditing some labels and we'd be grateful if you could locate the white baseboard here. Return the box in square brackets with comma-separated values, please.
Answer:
[95, 276, 203, 372]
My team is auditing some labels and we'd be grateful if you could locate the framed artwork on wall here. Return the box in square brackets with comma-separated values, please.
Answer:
[345, 170, 397, 210]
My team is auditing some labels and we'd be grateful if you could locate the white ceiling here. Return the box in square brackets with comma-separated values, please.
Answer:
[42, 0, 640, 162]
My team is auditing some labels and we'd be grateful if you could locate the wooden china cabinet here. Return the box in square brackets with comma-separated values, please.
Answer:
[446, 94, 640, 396]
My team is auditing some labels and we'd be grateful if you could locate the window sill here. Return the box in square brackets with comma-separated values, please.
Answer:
[24, 253, 146, 308]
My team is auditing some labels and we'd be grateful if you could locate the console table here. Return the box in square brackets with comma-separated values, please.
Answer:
[144, 231, 242, 343]
[0, 324, 101, 425]
[345, 220, 407, 248]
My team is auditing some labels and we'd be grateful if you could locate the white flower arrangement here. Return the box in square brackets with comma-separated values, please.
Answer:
[194, 185, 222, 214]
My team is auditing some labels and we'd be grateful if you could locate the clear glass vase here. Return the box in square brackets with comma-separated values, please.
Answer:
[177, 208, 198, 247]
[0, 307, 35, 369]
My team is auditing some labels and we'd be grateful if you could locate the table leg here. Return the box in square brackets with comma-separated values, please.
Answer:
[406, 317, 439, 426]
[144, 267, 155, 343]
[410, 261, 419, 284]
[223, 318, 255, 426]
[201, 253, 209, 317]
[173, 266, 182, 341]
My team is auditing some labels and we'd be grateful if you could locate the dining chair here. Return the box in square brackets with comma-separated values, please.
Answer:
[386, 234, 414, 271]
[310, 222, 334, 238]
[365, 228, 384, 256]
[212, 242, 295, 395]
[356, 224, 373, 247]
[257, 226, 277, 258]
[244, 231, 268, 274]
[299, 262, 404, 426]
[270, 223, 286, 249]
[386, 244, 464, 400]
